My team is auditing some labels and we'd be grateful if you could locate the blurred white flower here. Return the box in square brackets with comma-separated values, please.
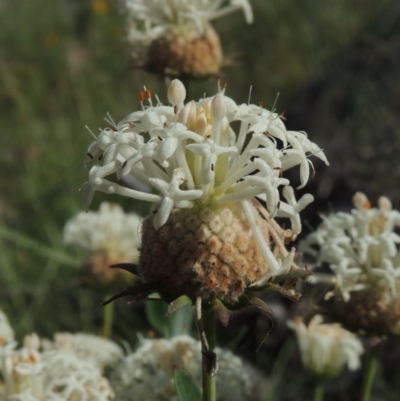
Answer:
[64, 202, 141, 264]
[300, 192, 400, 302]
[123, 0, 253, 40]
[42, 350, 114, 401]
[0, 331, 115, 401]
[300, 193, 400, 335]
[0, 334, 44, 401]
[43, 333, 123, 372]
[109, 335, 252, 401]
[0, 310, 14, 346]
[122, 0, 253, 77]
[288, 315, 363, 378]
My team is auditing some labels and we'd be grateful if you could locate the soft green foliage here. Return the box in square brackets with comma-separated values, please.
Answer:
[145, 301, 194, 338]
[175, 368, 203, 401]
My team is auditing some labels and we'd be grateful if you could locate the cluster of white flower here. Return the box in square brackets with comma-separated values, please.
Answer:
[83, 79, 328, 276]
[300, 192, 400, 301]
[109, 335, 252, 401]
[42, 333, 123, 371]
[0, 310, 259, 401]
[122, 0, 253, 45]
[63, 202, 141, 264]
[0, 313, 120, 401]
[288, 315, 363, 378]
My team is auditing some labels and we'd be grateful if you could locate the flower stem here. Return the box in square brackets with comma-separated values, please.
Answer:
[313, 382, 324, 401]
[201, 308, 216, 401]
[360, 346, 378, 401]
[102, 298, 114, 339]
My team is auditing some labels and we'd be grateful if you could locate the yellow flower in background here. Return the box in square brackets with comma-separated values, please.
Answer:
[42, 31, 59, 47]
[92, 0, 110, 15]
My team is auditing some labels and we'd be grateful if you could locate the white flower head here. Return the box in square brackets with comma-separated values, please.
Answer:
[288, 315, 363, 378]
[42, 350, 115, 401]
[109, 335, 252, 401]
[300, 192, 400, 302]
[81, 81, 327, 304]
[64, 202, 141, 264]
[44, 333, 123, 372]
[0, 332, 115, 401]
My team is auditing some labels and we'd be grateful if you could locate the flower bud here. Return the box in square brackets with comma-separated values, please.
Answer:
[168, 79, 186, 108]
[211, 91, 227, 122]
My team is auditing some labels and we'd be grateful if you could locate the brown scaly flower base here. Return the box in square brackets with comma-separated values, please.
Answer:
[82, 252, 130, 285]
[147, 25, 223, 79]
[103, 200, 311, 376]
[140, 201, 270, 304]
[104, 199, 310, 322]
[334, 287, 400, 337]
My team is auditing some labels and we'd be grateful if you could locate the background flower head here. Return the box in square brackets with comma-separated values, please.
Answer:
[300, 192, 400, 335]
[109, 334, 255, 401]
[288, 315, 363, 379]
[121, 0, 253, 77]
[63, 202, 141, 284]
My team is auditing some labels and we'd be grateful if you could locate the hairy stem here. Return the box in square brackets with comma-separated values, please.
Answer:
[195, 297, 217, 401]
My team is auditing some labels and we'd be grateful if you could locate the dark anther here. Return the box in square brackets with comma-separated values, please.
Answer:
[87, 152, 93, 159]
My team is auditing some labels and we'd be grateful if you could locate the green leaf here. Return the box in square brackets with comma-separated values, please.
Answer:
[212, 298, 230, 326]
[109, 263, 140, 276]
[249, 297, 274, 317]
[102, 283, 157, 306]
[254, 282, 302, 302]
[166, 295, 193, 316]
[271, 267, 312, 285]
[145, 301, 194, 338]
[0, 225, 77, 268]
[175, 368, 202, 401]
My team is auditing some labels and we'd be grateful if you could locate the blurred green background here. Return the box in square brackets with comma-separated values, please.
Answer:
[1, 0, 400, 399]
